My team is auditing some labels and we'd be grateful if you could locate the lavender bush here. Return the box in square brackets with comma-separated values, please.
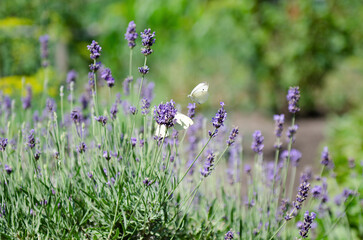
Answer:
[0, 22, 361, 240]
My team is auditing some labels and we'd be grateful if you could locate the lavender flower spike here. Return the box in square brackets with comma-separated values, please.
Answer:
[154, 100, 177, 128]
[299, 211, 316, 238]
[125, 21, 138, 49]
[227, 127, 239, 146]
[320, 146, 332, 167]
[274, 114, 284, 138]
[293, 180, 310, 210]
[224, 230, 234, 240]
[22, 86, 32, 110]
[87, 40, 102, 60]
[187, 103, 196, 119]
[286, 86, 300, 113]
[95, 116, 108, 126]
[200, 151, 215, 177]
[138, 65, 149, 75]
[251, 130, 264, 154]
[141, 97, 150, 115]
[0, 137, 8, 151]
[101, 68, 115, 88]
[27, 129, 36, 149]
[39, 34, 49, 67]
[140, 28, 156, 56]
[212, 102, 227, 129]
[66, 70, 77, 83]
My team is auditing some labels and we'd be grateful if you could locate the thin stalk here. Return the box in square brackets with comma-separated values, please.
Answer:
[282, 114, 295, 199]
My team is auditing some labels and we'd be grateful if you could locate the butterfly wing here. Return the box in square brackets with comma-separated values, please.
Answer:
[188, 82, 209, 104]
[174, 112, 194, 130]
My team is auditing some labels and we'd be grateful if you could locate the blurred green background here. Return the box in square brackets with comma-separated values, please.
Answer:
[2, 0, 363, 114]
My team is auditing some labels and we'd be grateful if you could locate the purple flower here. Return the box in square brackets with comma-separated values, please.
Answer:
[103, 151, 111, 161]
[187, 103, 196, 119]
[110, 103, 118, 120]
[138, 65, 149, 75]
[342, 188, 355, 198]
[320, 146, 334, 169]
[143, 177, 153, 186]
[89, 61, 101, 72]
[141, 97, 150, 115]
[311, 185, 322, 198]
[22, 86, 32, 110]
[227, 127, 239, 146]
[71, 109, 82, 124]
[287, 124, 298, 142]
[66, 70, 77, 83]
[0, 138, 8, 151]
[125, 21, 138, 48]
[129, 106, 137, 115]
[251, 130, 264, 154]
[27, 129, 36, 149]
[280, 149, 302, 167]
[95, 116, 107, 126]
[123, 77, 133, 95]
[286, 86, 300, 113]
[4, 164, 12, 174]
[46, 98, 56, 113]
[88, 72, 95, 89]
[299, 211, 316, 238]
[140, 28, 156, 56]
[140, 80, 155, 101]
[293, 180, 310, 210]
[34, 149, 41, 160]
[87, 172, 93, 179]
[39, 35, 49, 67]
[87, 40, 102, 60]
[77, 142, 87, 154]
[154, 100, 177, 128]
[131, 138, 137, 147]
[274, 114, 284, 138]
[225, 230, 234, 240]
[244, 164, 251, 174]
[79, 94, 90, 110]
[212, 102, 227, 129]
[101, 68, 115, 88]
[200, 151, 215, 177]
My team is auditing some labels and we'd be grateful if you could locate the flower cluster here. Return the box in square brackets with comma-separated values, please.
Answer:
[22, 86, 32, 110]
[0, 137, 8, 151]
[4, 164, 12, 174]
[77, 142, 87, 154]
[224, 230, 234, 240]
[154, 100, 177, 128]
[95, 116, 108, 126]
[39, 35, 49, 67]
[299, 211, 316, 238]
[87, 40, 102, 60]
[274, 114, 284, 138]
[71, 109, 82, 124]
[27, 129, 36, 149]
[141, 97, 150, 115]
[140, 28, 156, 56]
[200, 151, 215, 177]
[286, 86, 300, 113]
[125, 21, 138, 48]
[110, 103, 118, 120]
[251, 130, 264, 154]
[66, 70, 77, 83]
[138, 65, 149, 75]
[280, 149, 302, 167]
[320, 146, 333, 168]
[187, 103, 196, 119]
[101, 68, 115, 88]
[227, 127, 239, 146]
[143, 177, 153, 186]
[293, 180, 310, 210]
[212, 102, 227, 129]
[287, 124, 299, 142]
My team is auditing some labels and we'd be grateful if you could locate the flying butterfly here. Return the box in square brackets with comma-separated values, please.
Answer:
[187, 82, 209, 104]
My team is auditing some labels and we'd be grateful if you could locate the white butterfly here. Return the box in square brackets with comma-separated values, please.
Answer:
[174, 112, 193, 131]
[188, 82, 209, 104]
[155, 124, 168, 138]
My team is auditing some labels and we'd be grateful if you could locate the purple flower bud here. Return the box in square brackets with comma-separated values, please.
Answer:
[138, 65, 149, 75]
[89, 61, 101, 72]
[311, 185, 322, 198]
[251, 130, 264, 154]
[4, 164, 12, 174]
[154, 100, 177, 128]
[39, 35, 49, 67]
[293, 180, 310, 210]
[27, 129, 36, 149]
[95, 116, 107, 126]
[212, 102, 227, 129]
[131, 138, 137, 147]
[129, 106, 137, 115]
[287, 124, 299, 143]
[274, 114, 284, 138]
[0, 138, 8, 151]
[87, 40, 102, 60]
[286, 86, 300, 113]
[187, 103, 196, 119]
[123, 77, 133, 95]
[87, 172, 93, 179]
[143, 177, 153, 186]
[320, 146, 334, 169]
[103, 151, 111, 161]
[71, 109, 82, 124]
[224, 230, 234, 240]
[200, 151, 215, 177]
[141, 97, 151, 115]
[299, 211, 316, 238]
[280, 149, 302, 167]
[66, 70, 77, 83]
[140, 29, 155, 56]
[227, 127, 239, 146]
[101, 68, 115, 88]
[34, 149, 41, 160]
[125, 21, 138, 49]
[244, 164, 251, 174]
[22, 86, 32, 110]
[46, 98, 56, 113]
[110, 103, 118, 120]
[77, 142, 87, 154]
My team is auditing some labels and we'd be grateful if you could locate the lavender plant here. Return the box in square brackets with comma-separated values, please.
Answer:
[0, 22, 360, 240]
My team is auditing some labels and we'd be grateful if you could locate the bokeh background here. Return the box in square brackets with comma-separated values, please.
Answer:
[1, 0, 363, 185]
